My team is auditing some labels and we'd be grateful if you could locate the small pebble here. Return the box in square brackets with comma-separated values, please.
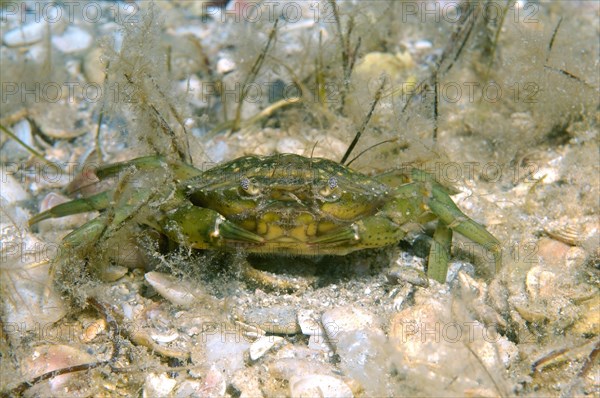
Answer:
[353, 52, 414, 82]
[321, 306, 379, 338]
[321, 307, 386, 395]
[216, 58, 235, 74]
[150, 331, 180, 344]
[414, 39, 433, 50]
[204, 328, 250, 374]
[242, 306, 300, 334]
[312, 135, 348, 160]
[307, 335, 332, 353]
[297, 309, 322, 336]
[565, 247, 587, 270]
[537, 237, 570, 268]
[276, 137, 305, 155]
[3, 22, 46, 46]
[446, 261, 476, 284]
[52, 26, 92, 53]
[98, 264, 129, 282]
[526, 265, 558, 300]
[169, 25, 207, 39]
[0, 172, 29, 204]
[200, 365, 227, 397]
[268, 358, 335, 380]
[1, 119, 33, 161]
[29, 103, 86, 139]
[143, 373, 177, 398]
[571, 296, 600, 335]
[173, 380, 202, 398]
[83, 47, 107, 84]
[81, 319, 107, 343]
[1, 233, 67, 329]
[21, 344, 95, 395]
[203, 139, 230, 163]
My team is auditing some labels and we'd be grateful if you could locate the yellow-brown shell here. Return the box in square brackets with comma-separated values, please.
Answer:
[185, 154, 389, 245]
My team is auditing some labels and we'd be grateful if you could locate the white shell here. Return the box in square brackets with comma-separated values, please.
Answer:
[289, 374, 354, 398]
[145, 271, 206, 306]
[249, 335, 283, 361]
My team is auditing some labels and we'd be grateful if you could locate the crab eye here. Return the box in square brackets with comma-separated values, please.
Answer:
[319, 176, 339, 197]
[328, 177, 337, 189]
[240, 177, 250, 190]
[240, 177, 260, 196]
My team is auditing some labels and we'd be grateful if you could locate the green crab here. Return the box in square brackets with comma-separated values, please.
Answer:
[30, 153, 501, 283]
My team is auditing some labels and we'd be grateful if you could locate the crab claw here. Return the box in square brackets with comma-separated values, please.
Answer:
[162, 205, 264, 250]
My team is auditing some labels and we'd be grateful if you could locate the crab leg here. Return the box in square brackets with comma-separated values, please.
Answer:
[381, 182, 455, 281]
[32, 172, 171, 257]
[382, 182, 501, 281]
[96, 156, 202, 181]
[28, 183, 161, 227]
[30, 156, 202, 226]
[29, 191, 112, 226]
[61, 216, 108, 248]
[426, 184, 502, 272]
[427, 223, 453, 283]
[377, 168, 460, 195]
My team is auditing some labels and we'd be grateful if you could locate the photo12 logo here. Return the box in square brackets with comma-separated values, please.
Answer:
[392, 320, 502, 344]
[399, 1, 539, 24]
[201, 1, 339, 24]
[1, 81, 139, 105]
[1, 2, 139, 24]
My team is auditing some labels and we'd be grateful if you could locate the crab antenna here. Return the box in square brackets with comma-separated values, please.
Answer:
[340, 77, 386, 165]
[345, 138, 406, 168]
[310, 140, 319, 159]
